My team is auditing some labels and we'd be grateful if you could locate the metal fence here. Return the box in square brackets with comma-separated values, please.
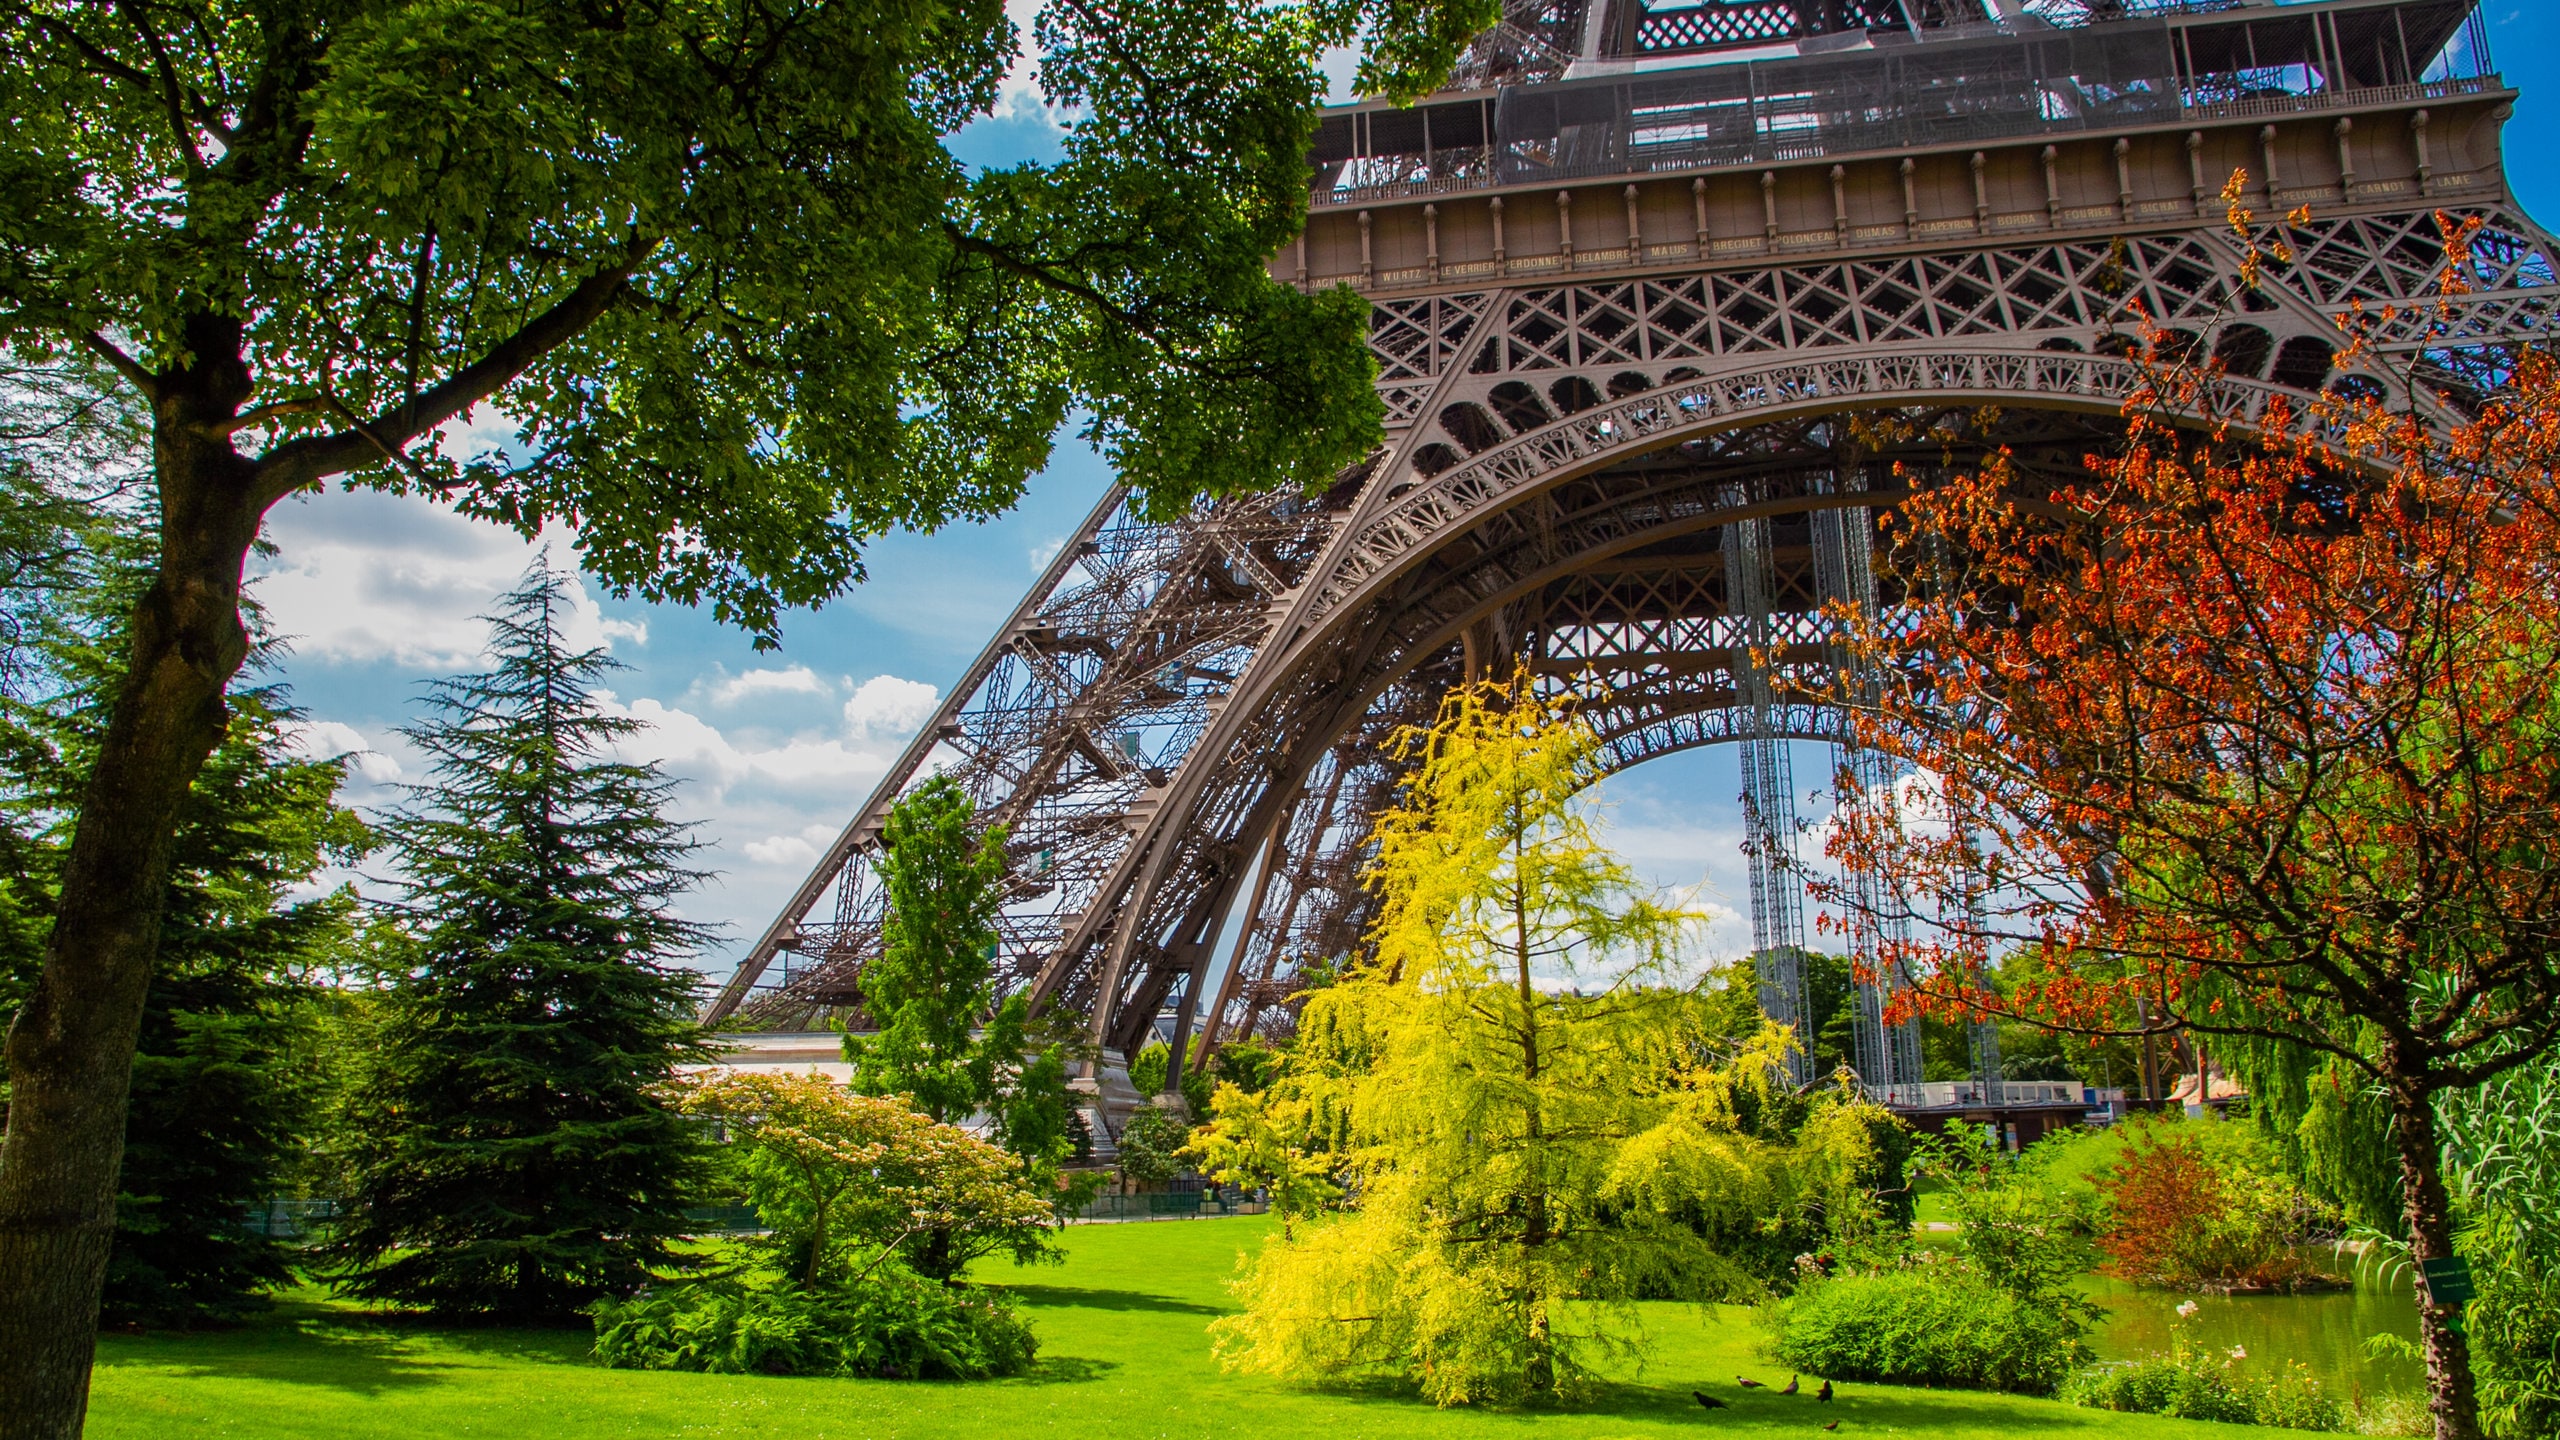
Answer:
[240, 1198, 338, 1240]
[1072, 1191, 1268, 1223]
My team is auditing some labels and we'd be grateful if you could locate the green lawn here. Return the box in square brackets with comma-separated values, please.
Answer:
[91, 1217, 2280, 1439]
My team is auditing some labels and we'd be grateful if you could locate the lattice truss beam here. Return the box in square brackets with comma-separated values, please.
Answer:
[713, 201, 2556, 1082]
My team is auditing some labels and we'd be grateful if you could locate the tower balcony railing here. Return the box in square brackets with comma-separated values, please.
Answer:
[1314, 71, 2499, 208]
[1310, 0, 2502, 208]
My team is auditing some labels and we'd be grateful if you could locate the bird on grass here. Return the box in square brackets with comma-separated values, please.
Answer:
[1693, 1391, 1728, 1410]
[1822, 1422, 1840, 1432]
[1737, 1375, 1765, 1389]
[1818, 1379, 1835, 1403]
[1780, 1375, 1800, 1396]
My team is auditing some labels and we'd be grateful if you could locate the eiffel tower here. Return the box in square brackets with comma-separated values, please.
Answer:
[707, 0, 2553, 1113]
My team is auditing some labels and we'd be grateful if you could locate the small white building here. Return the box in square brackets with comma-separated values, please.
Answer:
[691, 1031, 854, 1084]
[690, 1032, 1149, 1159]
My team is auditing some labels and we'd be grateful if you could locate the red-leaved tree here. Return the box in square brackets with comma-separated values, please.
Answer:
[1827, 217, 2560, 1440]
[2094, 1132, 2328, 1294]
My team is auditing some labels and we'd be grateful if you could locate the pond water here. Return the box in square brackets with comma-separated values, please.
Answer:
[2081, 1267, 2429, 1402]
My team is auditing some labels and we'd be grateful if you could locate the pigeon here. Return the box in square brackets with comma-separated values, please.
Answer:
[1781, 1375, 1800, 1396]
[1818, 1379, 1835, 1403]
[1737, 1376, 1765, 1389]
[1693, 1391, 1728, 1410]
[1823, 1423, 1840, 1432]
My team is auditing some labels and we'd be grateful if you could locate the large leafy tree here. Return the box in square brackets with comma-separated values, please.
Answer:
[1211, 681, 1889, 1406]
[1825, 241, 2560, 1437]
[0, 0, 1493, 1425]
[324, 563, 708, 1320]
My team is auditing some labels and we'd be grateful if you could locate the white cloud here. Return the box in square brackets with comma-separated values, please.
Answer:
[437, 403, 520, 460]
[252, 489, 646, 669]
[606, 695, 753, 790]
[282, 718, 404, 783]
[842, 675, 940, 741]
[699, 665, 831, 706]
[745, 822, 840, 869]
[1000, 0, 1048, 110]
[1029, 534, 1067, 570]
[598, 675, 933, 803]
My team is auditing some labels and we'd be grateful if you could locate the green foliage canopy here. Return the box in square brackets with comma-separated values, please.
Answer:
[1112, 1103, 1190, 1188]
[0, 0, 1492, 632]
[849, 776, 1017, 1127]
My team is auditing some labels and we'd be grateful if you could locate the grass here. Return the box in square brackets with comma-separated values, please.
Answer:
[90, 1216, 2300, 1440]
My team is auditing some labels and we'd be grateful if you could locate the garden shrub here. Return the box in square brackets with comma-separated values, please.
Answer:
[1115, 1103, 1191, 1186]
[2466, 1226, 2560, 1440]
[2062, 1346, 2345, 1432]
[591, 1269, 1036, 1379]
[1915, 1127, 2091, 1300]
[2440, 1049, 2560, 1440]
[1761, 1264, 2094, 1395]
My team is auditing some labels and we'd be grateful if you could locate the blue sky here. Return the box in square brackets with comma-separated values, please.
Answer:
[259, 4, 2560, 983]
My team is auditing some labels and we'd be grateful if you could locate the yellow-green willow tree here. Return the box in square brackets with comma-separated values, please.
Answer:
[1209, 680, 1889, 1407]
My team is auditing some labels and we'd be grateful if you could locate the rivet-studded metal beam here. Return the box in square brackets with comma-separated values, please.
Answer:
[710, 2, 2557, 1094]
[1723, 503, 1815, 1083]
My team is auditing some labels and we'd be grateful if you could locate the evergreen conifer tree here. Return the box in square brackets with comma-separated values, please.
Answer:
[327, 561, 710, 1319]
[0, 497, 364, 1327]
[101, 685, 362, 1327]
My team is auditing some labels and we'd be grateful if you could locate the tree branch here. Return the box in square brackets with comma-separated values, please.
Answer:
[943, 225, 1159, 347]
[113, 0, 215, 168]
[76, 331, 159, 401]
[249, 234, 660, 502]
[210, 396, 327, 436]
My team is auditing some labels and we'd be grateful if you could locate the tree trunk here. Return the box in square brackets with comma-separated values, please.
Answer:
[0, 357, 264, 1440]
[2384, 1051, 2483, 1440]
[1509, 827, 1555, 1398]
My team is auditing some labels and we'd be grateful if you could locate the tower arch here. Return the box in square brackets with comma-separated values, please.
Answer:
[708, 0, 2559, 1112]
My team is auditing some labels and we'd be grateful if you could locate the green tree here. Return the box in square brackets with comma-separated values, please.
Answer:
[849, 776, 1021, 1126]
[844, 775, 1084, 1273]
[1206, 1037, 1282, 1095]
[1128, 1039, 1213, 1114]
[0, 0, 1493, 1422]
[100, 687, 360, 1327]
[2219, 1031, 2403, 1234]
[1113, 1104, 1190, 1188]
[1212, 681, 1889, 1406]
[1700, 949, 1856, 1080]
[0, 515, 364, 1326]
[325, 563, 709, 1320]
[1182, 1082, 1338, 1239]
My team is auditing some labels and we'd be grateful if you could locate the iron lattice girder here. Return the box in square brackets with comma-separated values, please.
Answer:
[713, 186, 2557, 1049]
